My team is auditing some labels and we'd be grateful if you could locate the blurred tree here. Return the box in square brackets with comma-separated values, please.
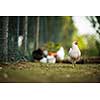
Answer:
[39, 16, 77, 49]
[96, 40, 100, 55]
[23, 16, 28, 54]
[1, 17, 9, 63]
[60, 16, 77, 48]
[87, 16, 100, 36]
[8, 17, 21, 62]
[87, 16, 100, 56]
[16, 16, 20, 48]
[35, 16, 40, 50]
[3, 17, 9, 62]
[27, 17, 36, 57]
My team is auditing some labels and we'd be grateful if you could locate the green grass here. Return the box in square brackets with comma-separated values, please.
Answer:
[0, 62, 100, 82]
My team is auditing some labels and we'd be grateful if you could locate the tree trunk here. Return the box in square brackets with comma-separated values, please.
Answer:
[16, 16, 20, 48]
[2, 17, 9, 63]
[35, 16, 40, 50]
[23, 16, 28, 54]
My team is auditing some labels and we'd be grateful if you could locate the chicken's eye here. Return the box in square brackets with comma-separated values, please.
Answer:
[75, 42, 78, 45]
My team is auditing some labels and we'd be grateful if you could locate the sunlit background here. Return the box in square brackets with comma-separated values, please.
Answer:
[73, 16, 96, 35]
[72, 16, 100, 57]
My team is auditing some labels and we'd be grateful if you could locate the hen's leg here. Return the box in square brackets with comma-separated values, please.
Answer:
[72, 61, 74, 68]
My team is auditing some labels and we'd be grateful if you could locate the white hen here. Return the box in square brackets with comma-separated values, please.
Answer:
[40, 49, 56, 64]
[40, 57, 47, 63]
[68, 41, 81, 67]
[47, 55, 56, 63]
[18, 35, 23, 47]
[56, 46, 65, 61]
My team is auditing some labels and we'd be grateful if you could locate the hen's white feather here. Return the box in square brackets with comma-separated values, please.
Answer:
[56, 47, 65, 61]
[40, 57, 47, 63]
[47, 55, 56, 63]
[68, 41, 81, 63]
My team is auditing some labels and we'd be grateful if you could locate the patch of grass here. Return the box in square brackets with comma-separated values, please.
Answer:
[0, 62, 100, 82]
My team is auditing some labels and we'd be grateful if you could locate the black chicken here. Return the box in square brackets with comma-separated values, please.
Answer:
[32, 48, 44, 61]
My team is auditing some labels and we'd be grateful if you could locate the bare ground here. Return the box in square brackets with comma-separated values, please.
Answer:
[0, 62, 100, 83]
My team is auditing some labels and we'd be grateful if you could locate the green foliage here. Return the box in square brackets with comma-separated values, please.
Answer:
[73, 33, 99, 57]
[59, 16, 77, 48]
[38, 16, 77, 49]
[72, 33, 87, 50]
[43, 41, 61, 52]
[95, 40, 100, 56]
[88, 39, 98, 56]
[87, 16, 100, 56]
[84, 35, 99, 56]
